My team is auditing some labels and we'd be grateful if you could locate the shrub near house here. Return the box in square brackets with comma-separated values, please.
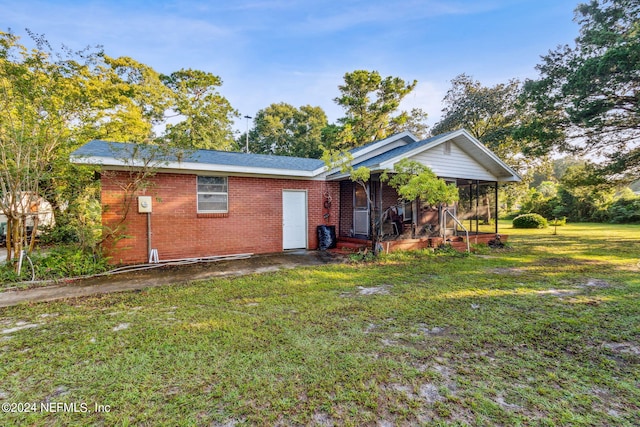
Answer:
[513, 213, 548, 229]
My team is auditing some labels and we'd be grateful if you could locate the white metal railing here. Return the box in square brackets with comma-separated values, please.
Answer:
[442, 208, 470, 253]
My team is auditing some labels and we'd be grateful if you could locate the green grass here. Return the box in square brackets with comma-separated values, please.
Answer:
[0, 222, 639, 426]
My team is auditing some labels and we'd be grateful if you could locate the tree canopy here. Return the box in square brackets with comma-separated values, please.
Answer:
[0, 30, 240, 263]
[389, 107, 430, 140]
[333, 70, 418, 148]
[98, 55, 172, 143]
[518, 0, 640, 182]
[0, 30, 104, 260]
[161, 69, 238, 150]
[245, 103, 328, 158]
[432, 74, 524, 169]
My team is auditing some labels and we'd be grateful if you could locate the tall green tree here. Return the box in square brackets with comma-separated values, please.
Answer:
[333, 70, 417, 148]
[432, 74, 540, 214]
[389, 107, 430, 140]
[519, 0, 640, 182]
[161, 69, 238, 150]
[432, 74, 524, 168]
[1, 30, 240, 264]
[0, 31, 105, 262]
[48, 55, 175, 234]
[98, 55, 173, 143]
[245, 103, 328, 158]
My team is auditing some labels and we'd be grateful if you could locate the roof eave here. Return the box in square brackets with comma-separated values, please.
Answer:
[349, 131, 418, 160]
[71, 155, 321, 179]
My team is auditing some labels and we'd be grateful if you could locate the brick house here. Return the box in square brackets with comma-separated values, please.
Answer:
[71, 129, 520, 264]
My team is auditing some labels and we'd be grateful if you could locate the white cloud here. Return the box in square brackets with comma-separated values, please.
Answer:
[288, 0, 503, 35]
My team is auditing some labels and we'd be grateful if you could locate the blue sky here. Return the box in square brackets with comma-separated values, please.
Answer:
[2, 0, 580, 134]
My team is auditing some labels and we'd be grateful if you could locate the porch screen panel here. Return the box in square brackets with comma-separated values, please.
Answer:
[478, 182, 497, 233]
[353, 210, 369, 235]
[456, 182, 476, 233]
[353, 184, 369, 236]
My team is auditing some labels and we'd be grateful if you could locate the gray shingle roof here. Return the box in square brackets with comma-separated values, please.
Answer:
[347, 131, 417, 155]
[350, 133, 449, 170]
[71, 140, 325, 172]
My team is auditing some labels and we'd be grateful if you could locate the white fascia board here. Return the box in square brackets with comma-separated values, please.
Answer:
[325, 172, 352, 181]
[496, 176, 522, 182]
[349, 131, 418, 161]
[72, 155, 325, 180]
[311, 165, 329, 176]
[325, 165, 386, 181]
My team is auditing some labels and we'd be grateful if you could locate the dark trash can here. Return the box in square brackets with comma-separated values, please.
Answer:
[317, 225, 337, 250]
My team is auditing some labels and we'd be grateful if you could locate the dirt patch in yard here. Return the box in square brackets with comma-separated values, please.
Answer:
[602, 342, 640, 356]
[357, 285, 391, 295]
[535, 288, 579, 297]
[1, 321, 41, 335]
[340, 284, 392, 298]
[487, 267, 525, 275]
[580, 278, 611, 288]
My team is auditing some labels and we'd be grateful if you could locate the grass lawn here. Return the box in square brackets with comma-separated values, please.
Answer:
[0, 222, 639, 426]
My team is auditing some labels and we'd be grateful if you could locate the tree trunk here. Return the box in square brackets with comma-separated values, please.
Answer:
[8, 216, 25, 270]
[5, 219, 12, 262]
[370, 209, 377, 255]
[411, 199, 418, 238]
[484, 196, 491, 224]
[28, 215, 39, 253]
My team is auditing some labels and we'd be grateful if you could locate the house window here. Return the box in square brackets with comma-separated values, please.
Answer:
[197, 176, 228, 213]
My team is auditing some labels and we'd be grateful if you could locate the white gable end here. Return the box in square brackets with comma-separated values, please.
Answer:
[409, 142, 498, 181]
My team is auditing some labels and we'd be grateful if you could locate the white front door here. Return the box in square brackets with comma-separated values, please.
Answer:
[282, 190, 307, 249]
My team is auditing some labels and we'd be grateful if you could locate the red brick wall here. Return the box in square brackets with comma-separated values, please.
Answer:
[381, 182, 401, 210]
[339, 181, 354, 237]
[101, 171, 340, 264]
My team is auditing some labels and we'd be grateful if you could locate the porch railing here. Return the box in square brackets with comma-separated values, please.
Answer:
[442, 208, 470, 253]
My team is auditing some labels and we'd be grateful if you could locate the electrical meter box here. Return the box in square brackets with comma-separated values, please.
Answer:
[138, 196, 152, 213]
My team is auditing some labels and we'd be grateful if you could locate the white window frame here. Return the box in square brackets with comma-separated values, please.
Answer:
[197, 176, 228, 213]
